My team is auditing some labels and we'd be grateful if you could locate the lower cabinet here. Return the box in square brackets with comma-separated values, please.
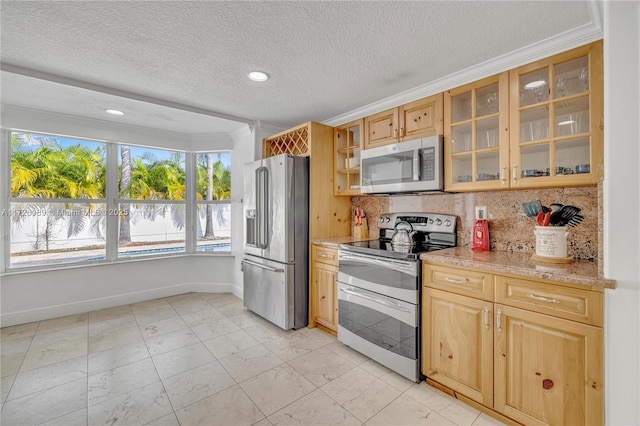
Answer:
[422, 263, 604, 425]
[309, 244, 338, 333]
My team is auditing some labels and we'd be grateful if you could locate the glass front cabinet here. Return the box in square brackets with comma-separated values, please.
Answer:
[334, 119, 363, 196]
[445, 73, 510, 191]
[444, 41, 603, 191]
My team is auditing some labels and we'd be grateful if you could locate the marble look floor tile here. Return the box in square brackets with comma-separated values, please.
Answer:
[131, 302, 180, 325]
[202, 329, 260, 359]
[321, 367, 401, 422]
[227, 311, 263, 329]
[471, 413, 507, 425]
[263, 334, 326, 362]
[146, 412, 180, 426]
[240, 364, 316, 416]
[203, 293, 242, 308]
[88, 381, 172, 426]
[404, 383, 457, 412]
[151, 342, 215, 380]
[268, 389, 361, 426]
[88, 358, 159, 406]
[139, 316, 189, 339]
[317, 341, 355, 359]
[1, 374, 15, 402]
[162, 360, 235, 410]
[166, 294, 211, 315]
[144, 328, 200, 356]
[365, 393, 455, 426]
[219, 344, 284, 383]
[0, 322, 38, 342]
[436, 399, 481, 426]
[1, 336, 32, 358]
[88, 340, 150, 375]
[29, 324, 88, 351]
[379, 369, 415, 392]
[359, 358, 393, 378]
[175, 385, 265, 426]
[179, 306, 226, 327]
[40, 408, 87, 426]
[89, 304, 133, 321]
[88, 315, 138, 337]
[35, 313, 88, 335]
[216, 302, 246, 317]
[8, 355, 86, 400]
[1, 354, 27, 378]
[0, 378, 86, 426]
[190, 317, 240, 340]
[244, 322, 291, 344]
[254, 419, 274, 426]
[88, 325, 143, 354]
[297, 327, 337, 346]
[20, 337, 87, 372]
[287, 346, 356, 386]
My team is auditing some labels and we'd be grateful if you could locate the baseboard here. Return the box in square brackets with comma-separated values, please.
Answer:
[0, 282, 235, 327]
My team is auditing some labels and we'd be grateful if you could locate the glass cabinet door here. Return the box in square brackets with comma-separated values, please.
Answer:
[334, 119, 363, 195]
[445, 73, 510, 190]
[510, 42, 602, 187]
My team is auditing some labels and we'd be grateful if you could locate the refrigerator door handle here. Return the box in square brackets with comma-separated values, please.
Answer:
[241, 259, 284, 273]
[256, 166, 269, 249]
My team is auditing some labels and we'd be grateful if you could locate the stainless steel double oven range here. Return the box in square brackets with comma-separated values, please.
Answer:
[337, 212, 457, 382]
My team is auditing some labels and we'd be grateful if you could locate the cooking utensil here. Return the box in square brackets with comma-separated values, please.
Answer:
[543, 212, 551, 226]
[548, 205, 581, 226]
[536, 211, 544, 226]
[549, 203, 563, 212]
[391, 221, 416, 247]
[567, 214, 584, 227]
[523, 200, 543, 219]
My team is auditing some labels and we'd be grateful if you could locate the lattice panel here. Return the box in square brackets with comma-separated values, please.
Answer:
[264, 127, 310, 157]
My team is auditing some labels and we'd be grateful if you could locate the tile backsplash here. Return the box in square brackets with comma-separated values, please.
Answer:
[352, 185, 601, 262]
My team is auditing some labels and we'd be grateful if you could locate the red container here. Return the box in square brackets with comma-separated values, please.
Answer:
[471, 219, 489, 251]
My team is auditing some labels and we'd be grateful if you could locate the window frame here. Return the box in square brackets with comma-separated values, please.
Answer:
[2, 129, 232, 272]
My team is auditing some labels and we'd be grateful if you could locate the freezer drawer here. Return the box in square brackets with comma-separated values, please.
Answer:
[241, 255, 300, 330]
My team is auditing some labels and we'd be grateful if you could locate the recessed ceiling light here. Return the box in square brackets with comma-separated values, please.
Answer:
[105, 109, 125, 116]
[524, 80, 547, 89]
[558, 120, 575, 126]
[248, 71, 269, 82]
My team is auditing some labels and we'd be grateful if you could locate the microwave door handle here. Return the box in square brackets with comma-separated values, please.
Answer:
[413, 149, 420, 181]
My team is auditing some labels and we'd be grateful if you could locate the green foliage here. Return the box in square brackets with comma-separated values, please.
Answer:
[196, 153, 231, 201]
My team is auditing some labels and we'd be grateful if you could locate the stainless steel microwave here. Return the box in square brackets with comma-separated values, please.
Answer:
[360, 135, 444, 194]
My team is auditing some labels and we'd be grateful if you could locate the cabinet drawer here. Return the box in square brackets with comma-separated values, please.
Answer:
[312, 244, 338, 266]
[424, 264, 494, 301]
[495, 276, 603, 326]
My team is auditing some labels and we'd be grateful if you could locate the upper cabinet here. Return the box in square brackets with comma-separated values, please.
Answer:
[510, 41, 603, 188]
[364, 93, 443, 149]
[444, 41, 603, 191]
[334, 119, 363, 196]
[445, 73, 510, 191]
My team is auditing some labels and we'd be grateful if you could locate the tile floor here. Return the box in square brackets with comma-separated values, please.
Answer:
[0, 292, 505, 426]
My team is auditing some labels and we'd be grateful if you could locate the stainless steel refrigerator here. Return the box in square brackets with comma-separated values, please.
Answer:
[241, 154, 309, 330]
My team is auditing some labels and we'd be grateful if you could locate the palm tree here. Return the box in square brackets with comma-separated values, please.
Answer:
[119, 146, 132, 244]
[196, 153, 231, 240]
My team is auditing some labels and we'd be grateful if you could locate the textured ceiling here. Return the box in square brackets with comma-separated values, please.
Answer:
[1, 1, 597, 135]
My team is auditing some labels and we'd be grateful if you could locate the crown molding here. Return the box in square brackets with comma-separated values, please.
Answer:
[323, 14, 603, 127]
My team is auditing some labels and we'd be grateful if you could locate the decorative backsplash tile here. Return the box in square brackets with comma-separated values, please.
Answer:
[352, 185, 600, 262]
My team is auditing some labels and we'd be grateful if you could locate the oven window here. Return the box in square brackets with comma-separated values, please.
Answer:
[339, 258, 417, 291]
[362, 151, 415, 185]
[338, 299, 417, 359]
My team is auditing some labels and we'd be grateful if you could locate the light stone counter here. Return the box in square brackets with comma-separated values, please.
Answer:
[311, 235, 375, 249]
[421, 247, 616, 290]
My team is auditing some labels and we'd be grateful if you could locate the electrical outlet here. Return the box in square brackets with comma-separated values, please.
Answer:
[475, 206, 487, 220]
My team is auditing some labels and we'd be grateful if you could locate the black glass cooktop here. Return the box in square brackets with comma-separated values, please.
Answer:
[339, 239, 452, 261]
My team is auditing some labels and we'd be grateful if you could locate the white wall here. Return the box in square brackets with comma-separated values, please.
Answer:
[0, 106, 258, 327]
[603, 2, 640, 424]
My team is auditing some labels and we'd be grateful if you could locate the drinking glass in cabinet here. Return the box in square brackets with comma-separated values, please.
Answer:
[520, 144, 550, 177]
[476, 84, 499, 117]
[554, 56, 589, 98]
[451, 92, 472, 122]
[476, 151, 500, 181]
[556, 138, 590, 174]
[452, 123, 472, 153]
[476, 117, 499, 149]
[452, 154, 472, 183]
[520, 69, 549, 107]
[520, 107, 549, 142]
[555, 106, 589, 138]
[579, 67, 589, 91]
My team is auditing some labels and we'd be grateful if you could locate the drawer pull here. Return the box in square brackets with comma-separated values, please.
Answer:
[496, 309, 502, 333]
[319, 253, 334, 258]
[444, 277, 468, 284]
[483, 306, 490, 330]
[527, 293, 560, 304]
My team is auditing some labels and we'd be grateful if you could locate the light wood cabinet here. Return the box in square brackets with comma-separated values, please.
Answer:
[422, 262, 604, 425]
[364, 93, 443, 149]
[309, 244, 339, 334]
[444, 41, 603, 191]
[334, 119, 363, 196]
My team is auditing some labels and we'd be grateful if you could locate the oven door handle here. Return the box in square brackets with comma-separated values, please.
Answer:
[338, 252, 417, 275]
[339, 286, 411, 313]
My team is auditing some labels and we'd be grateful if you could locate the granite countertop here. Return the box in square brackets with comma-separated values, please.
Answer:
[421, 247, 617, 290]
[311, 235, 375, 249]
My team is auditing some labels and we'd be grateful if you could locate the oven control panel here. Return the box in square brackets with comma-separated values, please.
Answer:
[378, 212, 457, 234]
